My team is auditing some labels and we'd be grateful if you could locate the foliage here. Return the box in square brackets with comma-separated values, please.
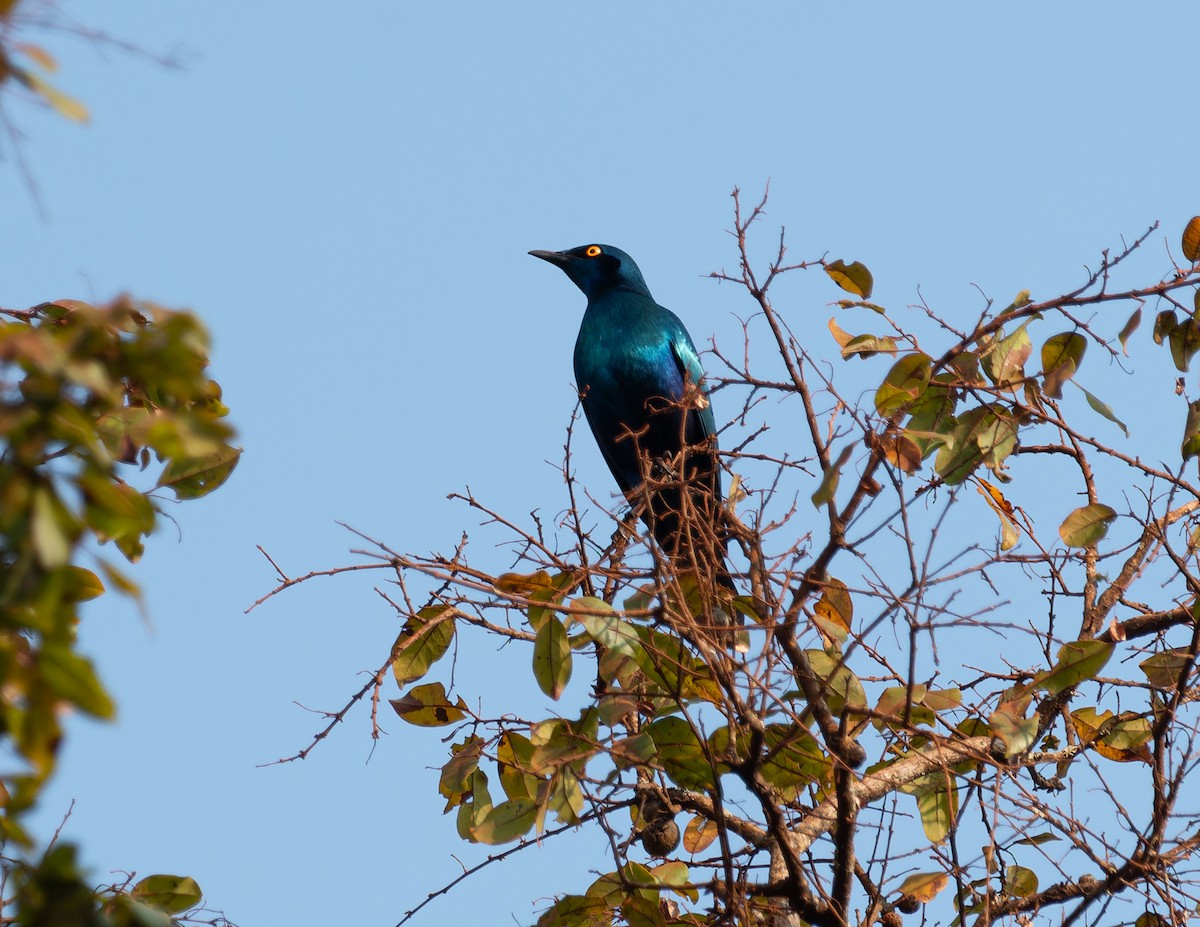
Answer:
[1, 6, 239, 922]
[261, 193, 1200, 927]
[0, 0, 89, 125]
[0, 296, 239, 924]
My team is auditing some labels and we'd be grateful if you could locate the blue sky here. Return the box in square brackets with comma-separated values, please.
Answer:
[7, 4, 1200, 925]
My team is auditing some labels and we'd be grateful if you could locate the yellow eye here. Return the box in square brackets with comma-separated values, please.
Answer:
[585, 245, 602, 257]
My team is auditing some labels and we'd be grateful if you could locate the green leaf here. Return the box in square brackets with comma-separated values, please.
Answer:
[123, 901, 174, 927]
[438, 737, 483, 808]
[544, 765, 585, 825]
[974, 406, 1018, 473]
[1184, 400, 1200, 460]
[31, 486, 74, 569]
[609, 731, 657, 769]
[471, 798, 538, 845]
[931, 409, 979, 484]
[805, 649, 868, 721]
[39, 645, 115, 719]
[497, 731, 542, 801]
[759, 724, 829, 798]
[529, 711, 600, 774]
[390, 682, 468, 727]
[843, 333, 897, 358]
[1153, 309, 1178, 345]
[536, 894, 612, 927]
[1058, 503, 1117, 548]
[647, 716, 715, 790]
[99, 560, 143, 604]
[1139, 648, 1192, 690]
[80, 473, 156, 555]
[988, 701, 1039, 757]
[1000, 289, 1033, 316]
[1040, 331, 1087, 399]
[903, 378, 957, 458]
[632, 626, 715, 701]
[900, 770, 957, 843]
[874, 353, 932, 414]
[524, 571, 576, 631]
[392, 606, 455, 686]
[825, 259, 874, 298]
[811, 443, 854, 507]
[982, 320, 1035, 388]
[1169, 318, 1200, 372]
[464, 768, 493, 834]
[650, 860, 696, 900]
[621, 894, 668, 927]
[1004, 865, 1039, 898]
[873, 685, 934, 730]
[63, 566, 105, 603]
[1012, 832, 1061, 846]
[534, 615, 572, 700]
[1076, 384, 1129, 438]
[575, 599, 641, 660]
[131, 874, 203, 914]
[1036, 640, 1114, 695]
[834, 298, 888, 315]
[155, 445, 241, 499]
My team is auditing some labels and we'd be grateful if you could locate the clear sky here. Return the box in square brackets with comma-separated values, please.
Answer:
[6, 4, 1200, 925]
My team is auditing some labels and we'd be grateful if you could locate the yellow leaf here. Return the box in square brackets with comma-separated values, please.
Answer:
[495, 570, 553, 595]
[682, 815, 718, 854]
[813, 577, 852, 643]
[827, 317, 853, 348]
[976, 477, 1020, 550]
[897, 871, 949, 902]
[1183, 216, 1200, 264]
[825, 259, 875, 299]
[22, 70, 89, 123]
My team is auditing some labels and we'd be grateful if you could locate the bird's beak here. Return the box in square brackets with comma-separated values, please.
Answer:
[529, 249, 571, 267]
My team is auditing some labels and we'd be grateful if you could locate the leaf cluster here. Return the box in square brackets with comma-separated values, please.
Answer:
[0, 296, 238, 923]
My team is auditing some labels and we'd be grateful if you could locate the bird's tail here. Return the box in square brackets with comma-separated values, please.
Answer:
[646, 475, 747, 652]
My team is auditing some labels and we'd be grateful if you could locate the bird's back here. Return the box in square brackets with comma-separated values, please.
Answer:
[574, 289, 717, 501]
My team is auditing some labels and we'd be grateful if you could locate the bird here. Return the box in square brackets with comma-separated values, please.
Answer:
[530, 244, 737, 622]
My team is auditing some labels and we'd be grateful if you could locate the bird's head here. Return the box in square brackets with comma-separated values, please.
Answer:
[529, 244, 652, 300]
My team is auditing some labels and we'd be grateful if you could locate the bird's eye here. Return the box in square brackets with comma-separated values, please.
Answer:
[585, 245, 602, 257]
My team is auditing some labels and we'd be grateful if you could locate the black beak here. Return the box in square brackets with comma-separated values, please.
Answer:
[529, 249, 571, 267]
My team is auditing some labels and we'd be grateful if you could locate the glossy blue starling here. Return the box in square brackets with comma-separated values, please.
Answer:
[530, 244, 735, 599]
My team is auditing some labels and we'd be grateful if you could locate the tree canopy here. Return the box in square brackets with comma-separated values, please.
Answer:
[258, 193, 1200, 927]
[6, 4, 1200, 926]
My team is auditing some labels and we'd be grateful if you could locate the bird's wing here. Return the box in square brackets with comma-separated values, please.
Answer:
[670, 333, 718, 443]
[578, 397, 641, 498]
